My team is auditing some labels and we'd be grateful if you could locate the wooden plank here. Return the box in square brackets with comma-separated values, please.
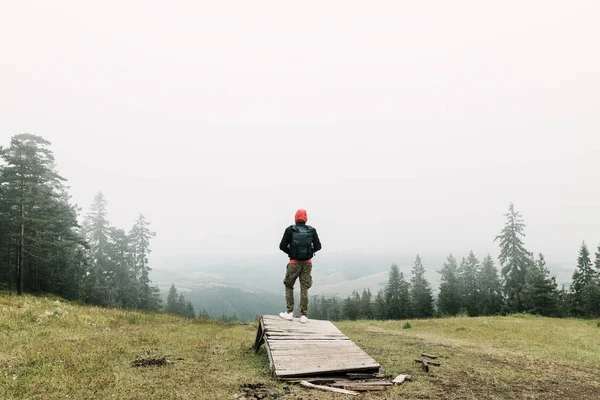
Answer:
[267, 334, 348, 338]
[342, 385, 386, 392]
[274, 358, 380, 367]
[270, 352, 377, 359]
[415, 359, 441, 367]
[299, 381, 359, 396]
[257, 315, 381, 379]
[270, 352, 376, 359]
[253, 317, 265, 351]
[275, 364, 381, 376]
[273, 359, 376, 367]
[265, 328, 346, 334]
[275, 361, 381, 371]
[278, 367, 380, 378]
[264, 334, 274, 373]
[269, 347, 363, 354]
[347, 373, 387, 380]
[267, 340, 360, 346]
[331, 381, 393, 387]
[284, 377, 349, 383]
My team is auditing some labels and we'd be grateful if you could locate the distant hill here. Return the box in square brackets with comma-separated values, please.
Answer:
[151, 251, 576, 318]
[182, 286, 285, 322]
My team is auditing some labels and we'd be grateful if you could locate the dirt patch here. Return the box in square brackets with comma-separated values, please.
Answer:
[235, 383, 280, 399]
[130, 357, 172, 367]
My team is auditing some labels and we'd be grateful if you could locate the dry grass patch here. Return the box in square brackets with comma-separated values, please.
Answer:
[1, 294, 599, 400]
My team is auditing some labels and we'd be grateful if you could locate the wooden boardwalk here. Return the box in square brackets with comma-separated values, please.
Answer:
[254, 315, 381, 379]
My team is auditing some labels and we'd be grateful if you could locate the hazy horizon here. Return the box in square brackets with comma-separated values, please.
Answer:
[2, 1, 599, 275]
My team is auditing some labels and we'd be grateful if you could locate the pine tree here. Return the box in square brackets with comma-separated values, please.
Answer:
[359, 289, 373, 319]
[588, 246, 600, 316]
[106, 227, 133, 307]
[198, 309, 211, 320]
[0, 155, 13, 290]
[166, 284, 179, 314]
[571, 242, 597, 316]
[495, 203, 533, 312]
[177, 294, 187, 316]
[398, 272, 411, 319]
[437, 254, 461, 316]
[185, 301, 196, 319]
[385, 264, 411, 319]
[326, 297, 342, 321]
[129, 214, 158, 311]
[458, 252, 480, 316]
[343, 291, 360, 320]
[583, 282, 600, 317]
[36, 186, 82, 295]
[478, 254, 503, 315]
[373, 290, 386, 320]
[309, 296, 322, 320]
[595, 244, 600, 274]
[0, 134, 79, 295]
[555, 285, 570, 317]
[385, 264, 401, 319]
[0, 134, 161, 313]
[522, 254, 557, 316]
[82, 192, 111, 305]
[410, 255, 434, 318]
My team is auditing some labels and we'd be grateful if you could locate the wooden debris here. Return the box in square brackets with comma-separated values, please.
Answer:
[284, 376, 345, 383]
[253, 318, 265, 351]
[342, 385, 386, 391]
[415, 359, 441, 367]
[392, 374, 412, 384]
[332, 381, 392, 386]
[346, 372, 386, 380]
[421, 352, 438, 360]
[299, 381, 359, 396]
[330, 381, 392, 392]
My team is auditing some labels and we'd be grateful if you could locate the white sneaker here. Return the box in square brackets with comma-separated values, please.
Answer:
[300, 315, 308, 323]
[279, 312, 293, 321]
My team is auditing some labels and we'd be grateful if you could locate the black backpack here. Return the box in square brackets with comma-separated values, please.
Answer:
[289, 225, 315, 261]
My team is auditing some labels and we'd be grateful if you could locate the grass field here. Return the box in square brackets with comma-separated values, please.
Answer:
[1, 293, 599, 399]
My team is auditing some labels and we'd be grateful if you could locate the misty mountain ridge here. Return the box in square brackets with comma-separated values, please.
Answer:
[152, 250, 576, 299]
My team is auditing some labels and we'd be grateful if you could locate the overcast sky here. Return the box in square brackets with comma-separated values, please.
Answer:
[2, 1, 599, 271]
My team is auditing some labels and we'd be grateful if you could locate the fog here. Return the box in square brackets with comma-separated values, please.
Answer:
[2, 1, 599, 275]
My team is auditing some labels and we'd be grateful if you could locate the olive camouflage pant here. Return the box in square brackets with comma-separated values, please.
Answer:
[283, 262, 313, 317]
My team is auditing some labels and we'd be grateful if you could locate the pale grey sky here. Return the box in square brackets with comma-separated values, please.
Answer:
[2, 1, 599, 272]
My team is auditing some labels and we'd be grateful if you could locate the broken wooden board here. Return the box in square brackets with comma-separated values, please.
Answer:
[299, 381, 359, 395]
[255, 315, 381, 378]
[331, 380, 393, 391]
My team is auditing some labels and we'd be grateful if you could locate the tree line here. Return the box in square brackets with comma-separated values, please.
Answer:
[311, 204, 600, 320]
[0, 134, 161, 311]
[2, 134, 598, 321]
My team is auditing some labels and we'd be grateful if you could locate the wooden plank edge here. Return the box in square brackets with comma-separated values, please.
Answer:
[276, 366, 381, 378]
[253, 315, 265, 352]
[299, 381, 359, 396]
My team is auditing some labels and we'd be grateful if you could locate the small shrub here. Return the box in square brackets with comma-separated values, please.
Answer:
[46, 308, 68, 317]
[596, 321, 600, 328]
[402, 321, 412, 329]
[23, 308, 37, 323]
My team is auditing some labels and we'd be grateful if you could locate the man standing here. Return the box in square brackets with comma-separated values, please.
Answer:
[278, 209, 322, 323]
